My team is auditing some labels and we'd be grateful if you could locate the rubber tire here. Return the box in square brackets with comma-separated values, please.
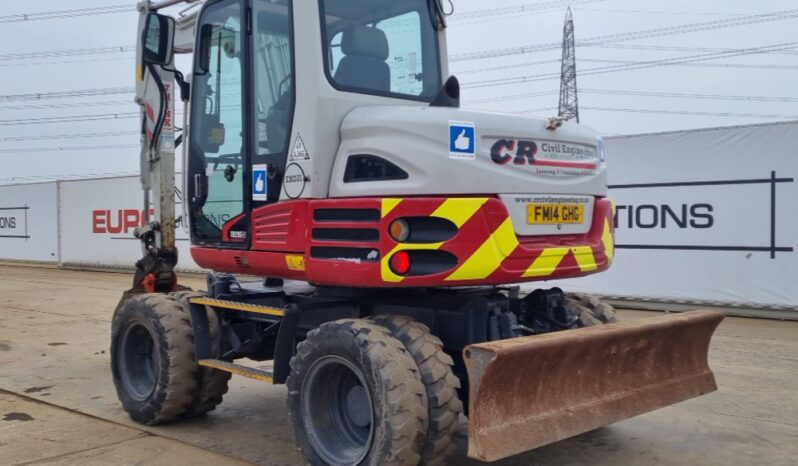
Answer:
[370, 316, 462, 466]
[170, 291, 231, 418]
[566, 293, 619, 327]
[287, 319, 428, 466]
[111, 294, 197, 425]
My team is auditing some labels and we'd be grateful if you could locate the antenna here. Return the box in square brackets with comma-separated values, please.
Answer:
[558, 7, 579, 123]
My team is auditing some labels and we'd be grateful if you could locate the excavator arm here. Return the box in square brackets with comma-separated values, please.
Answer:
[117, 1, 199, 310]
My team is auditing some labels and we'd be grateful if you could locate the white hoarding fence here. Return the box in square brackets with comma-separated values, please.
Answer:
[0, 182, 59, 263]
[58, 175, 200, 271]
[551, 121, 797, 310]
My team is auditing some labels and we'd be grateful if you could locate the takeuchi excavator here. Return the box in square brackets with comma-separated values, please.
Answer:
[111, 0, 725, 464]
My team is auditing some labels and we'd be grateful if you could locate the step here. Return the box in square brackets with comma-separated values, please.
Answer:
[198, 359, 274, 383]
[190, 297, 285, 317]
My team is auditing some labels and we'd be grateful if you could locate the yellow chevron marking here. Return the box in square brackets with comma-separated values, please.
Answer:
[446, 218, 519, 282]
[523, 247, 570, 278]
[381, 198, 488, 283]
[572, 246, 598, 272]
[198, 360, 273, 383]
[381, 198, 403, 218]
[190, 298, 285, 317]
[602, 219, 614, 264]
[431, 198, 489, 228]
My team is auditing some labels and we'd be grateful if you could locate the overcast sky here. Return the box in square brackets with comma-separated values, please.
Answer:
[0, 0, 796, 183]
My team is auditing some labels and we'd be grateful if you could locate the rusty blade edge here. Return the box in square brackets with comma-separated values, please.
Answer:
[463, 310, 725, 462]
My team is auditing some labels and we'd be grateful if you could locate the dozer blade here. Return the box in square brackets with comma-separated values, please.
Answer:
[463, 310, 725, 462]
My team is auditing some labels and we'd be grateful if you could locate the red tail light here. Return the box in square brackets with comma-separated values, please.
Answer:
[389, 251, 411, 275]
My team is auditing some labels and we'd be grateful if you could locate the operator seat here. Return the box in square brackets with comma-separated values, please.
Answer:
[334, 25, 391, 93]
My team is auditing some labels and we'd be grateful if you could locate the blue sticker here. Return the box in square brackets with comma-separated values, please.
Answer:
[449, 121, 476, 159]
[252, 164, 268, 201]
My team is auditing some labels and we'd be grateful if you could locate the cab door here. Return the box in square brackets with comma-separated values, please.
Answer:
[188, 0, 249, 246]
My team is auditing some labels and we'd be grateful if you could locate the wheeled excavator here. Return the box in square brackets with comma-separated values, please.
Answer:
[111, 0, 725, 464]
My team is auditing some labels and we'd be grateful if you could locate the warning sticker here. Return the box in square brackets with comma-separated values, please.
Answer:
[285, 255, 306, 271]
[290, 133, 310, 162]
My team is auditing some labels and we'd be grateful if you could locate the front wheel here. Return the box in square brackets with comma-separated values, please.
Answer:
[287, 319, 428, 466]
[110, 294, 198, 425]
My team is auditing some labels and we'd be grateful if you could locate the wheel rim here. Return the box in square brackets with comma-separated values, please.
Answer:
[119, 322, 158, 401]
[301, 355, 375, 466]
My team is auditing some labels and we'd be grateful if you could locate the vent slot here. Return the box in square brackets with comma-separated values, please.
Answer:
[313, 228, 379, 243]
[314, 208, 380, 223]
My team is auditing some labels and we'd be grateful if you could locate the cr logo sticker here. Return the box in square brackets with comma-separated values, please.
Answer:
[449, 121, 476, 159]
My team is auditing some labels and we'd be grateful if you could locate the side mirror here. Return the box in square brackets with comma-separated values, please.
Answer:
[142, 13, 175, 66]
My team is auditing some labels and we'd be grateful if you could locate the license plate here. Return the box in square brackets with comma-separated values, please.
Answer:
[527, 203, 585, 225]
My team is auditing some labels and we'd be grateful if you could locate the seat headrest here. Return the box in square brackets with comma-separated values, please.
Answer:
[341, 25, 389, 61]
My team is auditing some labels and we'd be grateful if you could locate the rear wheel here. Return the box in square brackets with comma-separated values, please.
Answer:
[370, 315, 462, 466]
[287, 319, 428, 466]
[566, 293, 618, 327]
[111, 294, 197, 425]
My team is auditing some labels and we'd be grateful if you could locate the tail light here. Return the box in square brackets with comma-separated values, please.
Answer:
[389, 251, 411, 275]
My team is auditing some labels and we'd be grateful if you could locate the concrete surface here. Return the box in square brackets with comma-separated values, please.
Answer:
[0, 265, 796, 465]
[0, 391, 248, 466]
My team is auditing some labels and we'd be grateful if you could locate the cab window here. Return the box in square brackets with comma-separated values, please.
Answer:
[320, 0, 441, 100]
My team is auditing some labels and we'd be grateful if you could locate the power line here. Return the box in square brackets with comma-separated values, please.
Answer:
[450, 0, 611, 26]
[0, 112, 139, 126]
[454, 58, 562, 75]
[0, 55, 135, 69]
[450, 8, 798, 62]
[0, 4, 134, 24]
[580, 89, 798, 103]
[0, 144, 139, 154]
[0, 87, 134, 103]
[0, 131, 136, 143]
[455, 54, 798, 76]
[519, 106, 798, 119]
[467, 89, 798, 105]
[573, 8, 753, 17]
[0, 100, 132, 112]
[582, 43, 798, 55]
[467, 91, 560, 105]
[460, 42, 798, 89]
[580, 58, 798, 70]
[0, 171, 139, 183]
[0, 46, 134, 61]
[582, 107, 798, 119]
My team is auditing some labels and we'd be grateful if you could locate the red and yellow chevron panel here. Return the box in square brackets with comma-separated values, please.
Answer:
[376, 197, 614, 287]
[191, 196, 615, 288]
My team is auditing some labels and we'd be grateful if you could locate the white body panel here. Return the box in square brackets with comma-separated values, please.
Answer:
[329, 106, 606, 198]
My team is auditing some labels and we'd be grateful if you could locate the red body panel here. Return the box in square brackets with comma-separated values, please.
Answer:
[191, 197, 615, 288]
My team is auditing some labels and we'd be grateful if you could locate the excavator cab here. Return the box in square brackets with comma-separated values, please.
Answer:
[185, 0, 448, 250]
[119, 1, 726, 464]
